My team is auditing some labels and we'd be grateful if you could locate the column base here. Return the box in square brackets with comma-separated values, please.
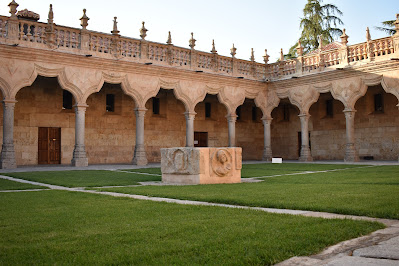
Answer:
[71, 157, 89, 167]
[262, 148, 272, 161]
[132, 145, 148, 166]
[71, 145, 88, 167]
[299, 147, 313, 162]
[0, 144, 17, 169]
[344, 144, 359, 162]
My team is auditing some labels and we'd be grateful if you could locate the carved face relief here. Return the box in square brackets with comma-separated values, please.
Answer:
[211, 149, 232, 177]
[173, 149, 187, 172]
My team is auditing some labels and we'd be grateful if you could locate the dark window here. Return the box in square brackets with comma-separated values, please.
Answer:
[236, 106, 241, 121]
[326, 99, 333, 117]
[106, 94, 115, 112]
[152, 97, 160, 115]
[62, 90, 73, 110]
[374, 93, 383, 112]
[205, 102, 211, 118]
[252, 106, 257, 121]
[283, 104, 289, 121]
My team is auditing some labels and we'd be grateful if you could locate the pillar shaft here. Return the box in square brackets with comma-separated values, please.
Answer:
[0, 100, 17, 169]
[71, 104, 89, 166]
[262, 117, 273, 161]
[344, 109, 359, 162]
[185, 112, 196, 147]
[299, 113, 313, 161]
[132, 108, 148, 165]
[227, 114, 237, 147]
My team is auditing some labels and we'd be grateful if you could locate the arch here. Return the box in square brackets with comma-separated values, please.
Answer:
[217, 86, 246, 115]
[331, 77, 367, 110]
[254, 89, 280, 119]
[11, 64, 83, 104]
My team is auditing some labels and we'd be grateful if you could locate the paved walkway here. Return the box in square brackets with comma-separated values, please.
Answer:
[1, 162, 399, 265]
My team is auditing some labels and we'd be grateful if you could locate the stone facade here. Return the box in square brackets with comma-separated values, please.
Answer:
[0, 2, 398, 168]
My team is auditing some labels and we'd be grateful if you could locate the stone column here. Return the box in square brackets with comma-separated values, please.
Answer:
[298, 113, 313, 161]
[343, 109, 359, 162]
[262, 117, 273, 161]
[185, 112, 196, 147]
[132, 107, 148, 165]
[0, 100, 17, 169]
[71, 104, 89, 167]
[227, 114, 237, 147]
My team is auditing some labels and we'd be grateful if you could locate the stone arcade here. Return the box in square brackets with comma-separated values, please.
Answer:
[0, 1, 399, 169]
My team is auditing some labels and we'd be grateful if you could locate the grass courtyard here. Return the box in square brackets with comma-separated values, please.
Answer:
[0, 163, 398, 264]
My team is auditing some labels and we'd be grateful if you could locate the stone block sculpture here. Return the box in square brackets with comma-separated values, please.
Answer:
[161, 147, 242, 184]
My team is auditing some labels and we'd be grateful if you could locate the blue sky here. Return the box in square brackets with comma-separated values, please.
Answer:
[2, 0, 397, 62]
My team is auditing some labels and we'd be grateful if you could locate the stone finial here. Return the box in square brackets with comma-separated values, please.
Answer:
[280, 48, 284, 61]
[140, 21, 148, 40]
[340, 28, 349, 45]
[80, 9, 89, 30]
[250, 48, 255, 62]
[111, 17, 120, 35]
[167, 31, 172, 45]
[394, 14, 399, 35]
[211, 39, 217, 54]
[263, 49, 269, 64]
[8, 0, 19, 18]
[296, 40, 304, 56]
[230, 43, 237, 57]
[366, 27, 371, 41]
[48, 4, 54, 24]
[189, 32, 196, 49]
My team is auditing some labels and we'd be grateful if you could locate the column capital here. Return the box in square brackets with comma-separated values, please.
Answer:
[343, 108, 356, 114]
[74, 103, 89, 108]
[2, 99, 17, 104]
[298, 113, 310, 118]
[261, 117, 273, 125]
[184, 111, 196, 119]
[134, 107, 148, 112]
[226, 114, 238, 122]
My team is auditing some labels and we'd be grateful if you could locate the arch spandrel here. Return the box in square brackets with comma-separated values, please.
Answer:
[177, 80, 207, 113]
[254, 89, 280, 119]
[217, 86, 246, 115]
[331, 77, 367, 110]
[0, 59, 36, 99]
[381, 70, 399, 105]
[288, 86, 319, 115]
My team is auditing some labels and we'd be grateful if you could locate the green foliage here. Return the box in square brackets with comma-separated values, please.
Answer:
[287, 0, 343, 58]
[0, 190, 384, 265]
[375, 20, 396, 35]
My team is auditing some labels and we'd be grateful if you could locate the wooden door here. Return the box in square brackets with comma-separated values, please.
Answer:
[194, 132, 208, 147]
[38, 127, 61, 164]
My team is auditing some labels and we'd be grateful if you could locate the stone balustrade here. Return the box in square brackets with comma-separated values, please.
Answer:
[0, 6, 398, 82]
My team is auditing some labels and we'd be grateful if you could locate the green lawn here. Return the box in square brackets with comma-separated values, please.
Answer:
[121, 168, 162, 175]
[0, 178, 45, 190]
[0, 190, 384, 265]
[240, 163, 362, 178]
[1, 170, 161, 188]
[99, 165, 399, 219]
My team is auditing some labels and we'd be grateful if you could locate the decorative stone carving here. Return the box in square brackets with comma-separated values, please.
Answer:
[161, 147, 242, 184]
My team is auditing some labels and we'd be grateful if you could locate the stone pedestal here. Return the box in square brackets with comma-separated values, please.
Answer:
[161, 147, 242, 184]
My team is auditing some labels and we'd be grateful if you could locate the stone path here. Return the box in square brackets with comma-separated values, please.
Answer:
[1, 171, 399, 265]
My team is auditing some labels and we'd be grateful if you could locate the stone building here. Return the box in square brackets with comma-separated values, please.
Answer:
[0, 1, 398, 169]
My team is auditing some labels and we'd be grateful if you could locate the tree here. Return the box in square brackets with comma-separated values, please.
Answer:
[285, 0, 343, 59]
[375, 20, 396, 36]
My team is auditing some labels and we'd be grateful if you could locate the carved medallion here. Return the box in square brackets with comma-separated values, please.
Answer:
[211, 149, 232, 177]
